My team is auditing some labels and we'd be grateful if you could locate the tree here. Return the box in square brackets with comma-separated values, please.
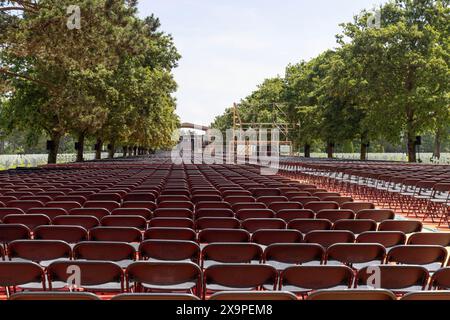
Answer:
[1, 1, 181, 163]
[339, 0, 449, 162]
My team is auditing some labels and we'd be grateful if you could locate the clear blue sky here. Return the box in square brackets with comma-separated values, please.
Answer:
[137, 0, 387, 126]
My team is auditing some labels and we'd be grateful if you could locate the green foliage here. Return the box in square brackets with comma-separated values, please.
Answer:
[0, 0, 180, 162]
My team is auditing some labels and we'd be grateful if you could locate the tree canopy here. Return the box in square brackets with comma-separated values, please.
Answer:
[0, 0, 180, 163]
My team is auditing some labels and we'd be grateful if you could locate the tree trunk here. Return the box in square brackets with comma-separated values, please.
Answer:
[304, 144, 311, 158]
[95, 139, 102, 160]
[123, 146, 127, 157]
[326, 142, 334, 159]
[133, 146, 137, 156]
[360, 143, 367, 161]
[108, 142, 115, 159]
[76, 132, 85, 163]
[407, 135, 417, 163]
[433, 129, 441, 160]
[47, 132, 61, 164]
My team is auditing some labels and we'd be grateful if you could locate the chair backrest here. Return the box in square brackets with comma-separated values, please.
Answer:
[89, 193, 122, 203]
[356, 265, 429, 291]
[288, 219, 332, 233]
[323, 197, 354, 206]
[316, 209, 355, 223]
[264, 243, 324, 265]
[101, 215, 147, 230]
[251, 230, 303, 246]
[8, 240, 71, 262]
[267, 202, 303, 213]
[280, 265, 354, 291]
[386, 245, 447, 267]
[7, 200, 44, 211]
[158, 201, 194, 210]
[276, 209, 315, 222]
[407, 232, 450, 246]
[69, 208, 110, 220]
[139, 240, 200, 262]
[89, 227, 142, 243]
[202, 243, 262, 265]
[356, 209, 395, 222]
[0, 261, 45, 293]
[3, 214, 51, 230]
[53, 215, 100, 230]
[236, 209, 275, 220]
[204, 264, 278, 291]
[195, 217, 240, 230]
[54, 196, 87, 205]
[357, 231, 406, 248]
[0, 224, 31, 243]
[149, 218, 194, 229]
[122, 201, 156, 210]
[123, 193, 156, 203]
[126, 261, 202, 294]
[232, 202, 267, 211]
[192, 195, 222, 204]
[47, 261, 124, 290]
[47, 201, 82, 211]
[73, 241, 136, 262]
[304, 231, 355, 248]
[153, 208, 193, 219]
[195, 208, 234, 219]
[333, 219, 377, 234]
[257, 196, 289, 206]
[429, 267, 450, 290]
[27, 208, 68, 220]
[326, 243, 386, 265]
[111, 208, 152, 220]
[0, 208, 25, 221]
[144, 228, 196, 241]
[34, 225, 88, 243]
[196, 202, 232, 211]
[157, 195, 191, 204]
[341, 202, 375, 213]
[224, 196, 256, 205]
[307, 289, 396, 300]
[84, 201, 121, 212]
[242, 218, 286, 233]
[251, 188, 281, 198]
[198, 229, 250, 243]
[378, 220, 423, 233]
[304, 201, 339, 213]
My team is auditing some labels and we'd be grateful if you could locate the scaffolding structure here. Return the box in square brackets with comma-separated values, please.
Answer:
[231, 102, 297, 157]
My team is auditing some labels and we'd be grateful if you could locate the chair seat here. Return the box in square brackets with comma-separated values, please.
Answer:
[206, 284, 258, 292]
[141, 282, 197, 291]
[50, 281, 122, 291]
[357, 285, 423, 293]
[265, 260, 321, 271]
[203, 260, 260, 269]
[282, 284, 349, 294]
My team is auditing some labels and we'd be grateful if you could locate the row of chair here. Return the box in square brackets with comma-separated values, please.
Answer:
[1, 223, 444, 250]
[1, 240, 448, 272]
[0, 260, 449, 299]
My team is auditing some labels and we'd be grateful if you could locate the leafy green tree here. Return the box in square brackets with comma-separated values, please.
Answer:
[339, 0, 449, 162]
